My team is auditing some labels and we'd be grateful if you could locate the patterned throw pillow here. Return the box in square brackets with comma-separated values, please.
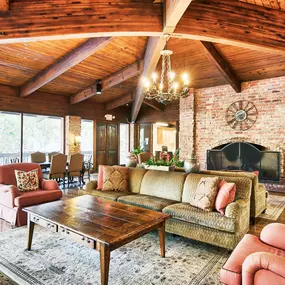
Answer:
[102, 166, 129, 192]
[14, 169, 39, 192]
[190, 176, 219, 211]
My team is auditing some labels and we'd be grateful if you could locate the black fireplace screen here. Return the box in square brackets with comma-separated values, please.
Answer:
[207, 142, 280, 181]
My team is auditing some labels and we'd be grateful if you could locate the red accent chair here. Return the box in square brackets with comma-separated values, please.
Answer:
[0, 163, 62, 226]
[220, 223, 285, 285]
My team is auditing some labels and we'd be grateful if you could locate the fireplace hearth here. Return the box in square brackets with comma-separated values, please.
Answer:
[207, 142, 280, 181]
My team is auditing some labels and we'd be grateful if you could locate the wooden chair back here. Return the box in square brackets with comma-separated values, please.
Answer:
[50, 154, 67, 176]
[138, 152, 151, 164]
[68, 153, 84, 173]
[48, 152, 60, 162]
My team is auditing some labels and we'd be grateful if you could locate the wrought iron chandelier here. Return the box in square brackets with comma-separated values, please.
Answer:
[142, 39, 190, 104]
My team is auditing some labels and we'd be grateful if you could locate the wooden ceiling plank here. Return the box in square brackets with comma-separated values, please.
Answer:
[200, 41, 241, 93]
[0, 0, 8, 12]
[105, 93, 133, 111]
[20, 37, 112, 98]
[70, 60, 143, 105]
[175, 0, 285, 54]
[131, 0, 193, 122]
[143, 99, 165, 112]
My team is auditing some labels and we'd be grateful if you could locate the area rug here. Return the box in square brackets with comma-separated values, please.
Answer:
[259, 194, 285, 221]
[0, 226, 229, 285]
[264, 178, 285, 193]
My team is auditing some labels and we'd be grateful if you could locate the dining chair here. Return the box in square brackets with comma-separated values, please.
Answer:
[48, 152, 60, 162]
[44, 153, 67, 187]
[31, 151, 46, 163]
[138, 152, 151, 164]
[67, 153, 84, 187]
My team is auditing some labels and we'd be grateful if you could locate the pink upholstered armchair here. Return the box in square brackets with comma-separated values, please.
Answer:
[0, 163, 62, 226]
[221, 223, 285, 285]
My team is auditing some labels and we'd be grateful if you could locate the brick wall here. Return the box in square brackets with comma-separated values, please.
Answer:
[180, 76, 285, 176]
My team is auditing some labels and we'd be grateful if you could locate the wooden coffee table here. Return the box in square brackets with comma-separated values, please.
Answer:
[23, 195, 171, 285]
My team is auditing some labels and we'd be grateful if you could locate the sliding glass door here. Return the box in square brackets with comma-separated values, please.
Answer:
[0, 112, 21, 164]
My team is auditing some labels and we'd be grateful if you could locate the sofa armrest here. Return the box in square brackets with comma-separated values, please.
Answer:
[260, 223, 285, 250]
[225, 198, 249, 219]
[86, 180, 97, 191]
[242, 252, 285, 285]
[40, 178, 59, 190]
[0, 184, 20, 208]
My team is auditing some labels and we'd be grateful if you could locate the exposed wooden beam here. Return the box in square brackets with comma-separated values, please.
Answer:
[70, 60, 143, 105]
[0, 0, 9, 12]
[20, 37, 112, 98]
[199, 41, 241, 93]
[175, 0, 285, 54]
[0, 1, 162, 44]
[105, 93, 133, 111]
[143, 99, 165, 112]
[132, 0, 193, 122]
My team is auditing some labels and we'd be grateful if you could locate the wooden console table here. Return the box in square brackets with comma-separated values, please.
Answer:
[24, 195, 171, 285]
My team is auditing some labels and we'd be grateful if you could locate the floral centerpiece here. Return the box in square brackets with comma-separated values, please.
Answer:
[144, 149, 184, 171]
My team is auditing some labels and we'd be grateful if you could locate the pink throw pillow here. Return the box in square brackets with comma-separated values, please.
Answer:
[97, 165, 105, 190]
[215, 180, 236, 215]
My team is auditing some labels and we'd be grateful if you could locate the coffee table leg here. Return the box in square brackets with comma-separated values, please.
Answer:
[27, 214, 35, 250]
[99, 242, 110, 285]
[158, 222, 166, 258]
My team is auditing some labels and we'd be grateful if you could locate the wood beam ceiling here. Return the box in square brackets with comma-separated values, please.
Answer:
[143, 99, 165, 112]
[175, 0, 285, 54]
[70, 60, 143, 104]
[105, 93, 133, 111]
[20, 37, 112, 98]
[0, 0, 8, 12]
[131, 0, 194, 122]
[199, 41, 241, 93]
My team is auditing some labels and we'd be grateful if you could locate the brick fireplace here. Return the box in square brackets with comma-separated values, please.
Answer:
[179, 75, 285, 178]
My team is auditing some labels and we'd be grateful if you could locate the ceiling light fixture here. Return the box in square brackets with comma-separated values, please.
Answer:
[96, 80, 102, 95]
[142, 34, 190, 104]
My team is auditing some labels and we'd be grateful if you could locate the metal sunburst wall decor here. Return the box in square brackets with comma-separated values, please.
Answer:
[226, 100, 258, 131]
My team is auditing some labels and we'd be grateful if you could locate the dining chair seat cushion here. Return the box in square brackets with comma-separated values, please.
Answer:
[14, 189, 62, 207]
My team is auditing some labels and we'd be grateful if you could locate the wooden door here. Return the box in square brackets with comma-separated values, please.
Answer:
[96, 122, 118, 168]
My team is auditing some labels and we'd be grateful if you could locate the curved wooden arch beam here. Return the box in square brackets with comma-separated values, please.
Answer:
[20, 37, 112, 98]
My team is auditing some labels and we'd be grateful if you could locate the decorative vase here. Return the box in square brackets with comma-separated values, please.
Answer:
[126, 153, 137, 167]
[184, 153, 200, 173]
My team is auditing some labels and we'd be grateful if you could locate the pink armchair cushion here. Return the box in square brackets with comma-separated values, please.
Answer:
[220, 234, 285, 285]
[97, 165, 105, 190]
[0, 163, 43, 186]
[242, 252, 285, 285]
[215, 180, 236, 214]
[260, 223, 285, 251]
[14, 189, 62, 207]
[254, 269, 285, 285]
[40, 178, 59, 190]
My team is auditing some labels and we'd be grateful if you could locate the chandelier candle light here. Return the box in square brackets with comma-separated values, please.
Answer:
[143, 42, 190, 104]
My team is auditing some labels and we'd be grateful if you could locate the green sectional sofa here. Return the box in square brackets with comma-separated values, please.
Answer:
[82, 168, 252, 250]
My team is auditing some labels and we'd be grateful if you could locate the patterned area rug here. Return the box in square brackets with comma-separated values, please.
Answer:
[264, 178, 285, 193]
[0, 226, 228, 285]
[259, 194, 285, 221]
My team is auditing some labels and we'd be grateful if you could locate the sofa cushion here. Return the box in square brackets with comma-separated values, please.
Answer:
[190, 176, 219, 211]
[97, 165, 104, 190]
[117, 194, 177, 212]
[163, 203, 236, 233]
[129, 168, 147, 193]
[80, 189, 135, 201]
[220, 234, 285, 285]
[15, 168, 39, 192]
[215, 180, 236, 215]
[140, 171, 186, 201]
[14, 190, 62, 207]
[102, 166, 128, 192]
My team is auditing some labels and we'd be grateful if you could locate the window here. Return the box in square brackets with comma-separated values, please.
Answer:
[81, 119, 93, 161]
[120, 124, 129, 165]
[0, 112, 21, 164]
[23, 114, 64, 162]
